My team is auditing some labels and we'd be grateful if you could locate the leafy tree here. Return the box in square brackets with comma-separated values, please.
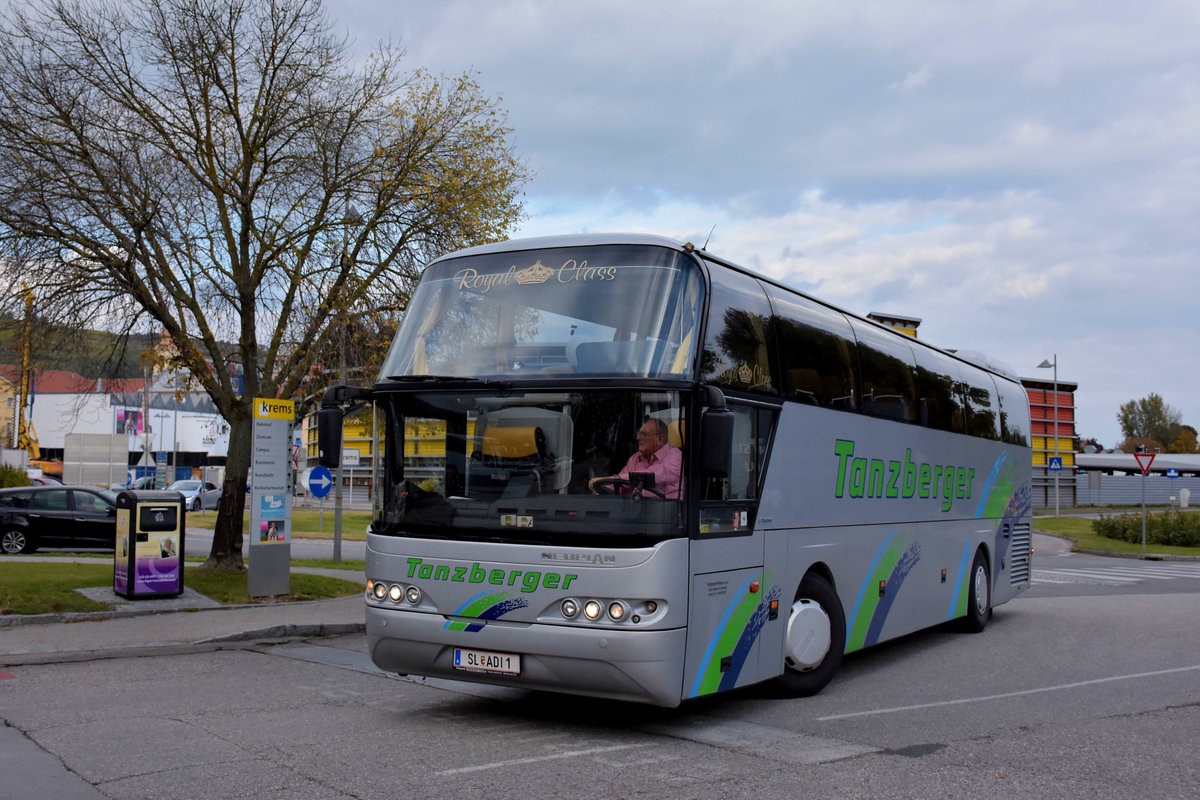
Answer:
[1118, 436, 1164, 455]
[1168, 426, 1199, 454]
[0, 0, 528, 568]
[1117, 394, 1183, 452]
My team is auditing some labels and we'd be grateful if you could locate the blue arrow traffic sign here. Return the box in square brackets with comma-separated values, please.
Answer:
[308, 465, 333, 498]
[1048, 457, 1063, 471]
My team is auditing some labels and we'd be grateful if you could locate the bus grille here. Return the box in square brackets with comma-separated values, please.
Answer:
[1007, 523, 1033, 585]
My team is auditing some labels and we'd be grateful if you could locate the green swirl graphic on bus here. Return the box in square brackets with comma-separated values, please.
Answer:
[833, 439, 976, 512]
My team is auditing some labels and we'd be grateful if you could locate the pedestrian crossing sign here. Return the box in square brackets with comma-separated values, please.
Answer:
[1048, 457, 1063, 471]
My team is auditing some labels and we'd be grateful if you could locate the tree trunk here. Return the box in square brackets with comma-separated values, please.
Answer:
[205, 401, 251, 569]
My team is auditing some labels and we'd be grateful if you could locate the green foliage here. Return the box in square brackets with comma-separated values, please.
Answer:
[1117, 393, 1184, 451]
[1092, 510, 1200, 548]
[0, 317, 152, 380]
[0, 463, 31, 488]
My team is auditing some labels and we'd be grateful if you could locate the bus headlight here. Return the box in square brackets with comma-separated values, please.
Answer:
[583, 600, 603, 620]
[405, 586, 422, 605]
[608, 602, 626, 621]
[372, 582, 388, 601]
[388, 584, 404, 602]
[561, 599, 579, 618]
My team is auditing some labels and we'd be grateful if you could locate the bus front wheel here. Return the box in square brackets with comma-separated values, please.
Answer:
[777, 572, 845, 697]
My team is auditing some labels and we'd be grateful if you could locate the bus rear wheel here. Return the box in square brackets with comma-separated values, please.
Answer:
[960, 549, 991, 633]
[777, 572, 845, 697]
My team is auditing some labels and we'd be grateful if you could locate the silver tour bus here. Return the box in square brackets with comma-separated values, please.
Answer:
[318, 233, 1033, 707]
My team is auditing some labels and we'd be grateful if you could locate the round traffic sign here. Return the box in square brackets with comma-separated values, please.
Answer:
[308, 465, 334, 498]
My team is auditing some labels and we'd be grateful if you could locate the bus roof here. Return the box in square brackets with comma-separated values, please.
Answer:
[430, 233, 1019, 385]
[430, 233, 690, 264]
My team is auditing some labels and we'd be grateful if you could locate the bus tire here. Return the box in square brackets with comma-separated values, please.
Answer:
[777, 572, 845, 697]
[960, 549, 990, 633]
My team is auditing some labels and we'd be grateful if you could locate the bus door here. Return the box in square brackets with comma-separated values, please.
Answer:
[684, 402, 780, 699]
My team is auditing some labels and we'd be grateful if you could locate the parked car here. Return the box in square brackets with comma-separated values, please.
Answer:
[29, 475, 63, 486]
[166, 479, 221, 511]
[0, 485, 119, 554]
[108, 475, 156, 491]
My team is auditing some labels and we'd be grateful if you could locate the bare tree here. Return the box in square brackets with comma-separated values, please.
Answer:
[0, 0, 528, 568]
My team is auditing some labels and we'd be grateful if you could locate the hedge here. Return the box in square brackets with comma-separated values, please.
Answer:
[1091, 510, 1200, 547]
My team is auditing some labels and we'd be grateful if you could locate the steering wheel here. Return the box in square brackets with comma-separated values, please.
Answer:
[589, 477, 666, 499]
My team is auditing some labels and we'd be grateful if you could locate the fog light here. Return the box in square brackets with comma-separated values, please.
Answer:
[372, 582, 388, 600]
[645, 600, 658, 613]
[388, 584, 403, 602]
[608, 602, 625, 621]
[583, 600, 603, 620]
[405, 586, 421, 604]
[561, 599, 579, 618]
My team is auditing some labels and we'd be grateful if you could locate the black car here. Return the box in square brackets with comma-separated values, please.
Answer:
[0, 485, 119, 554]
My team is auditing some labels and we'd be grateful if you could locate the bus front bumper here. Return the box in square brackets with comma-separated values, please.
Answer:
[366, 604, 687, 707]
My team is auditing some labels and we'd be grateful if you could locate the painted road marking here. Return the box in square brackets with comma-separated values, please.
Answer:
[1032, 563, 1200, 585]
[435, 743, 653, 776]
[817, 664, 1200, 721]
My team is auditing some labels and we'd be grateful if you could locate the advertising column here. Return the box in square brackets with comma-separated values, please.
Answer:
[249, 397, 294, 597]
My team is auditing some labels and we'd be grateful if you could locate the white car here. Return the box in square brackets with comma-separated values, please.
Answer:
[166, 479, 222, 511]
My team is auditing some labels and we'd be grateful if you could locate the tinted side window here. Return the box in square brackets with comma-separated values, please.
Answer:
[765, 287, 858, 410]
[73, 491, 113, 514]
[0, 491, 32, 508]
[962, 366, 1001, 440]
[29, 489, 69, 510]
[997, 378, 1031, 446]
[849, 320, 918, 423]
[700, 265, 776, 395]
[913, 346, 966, 433]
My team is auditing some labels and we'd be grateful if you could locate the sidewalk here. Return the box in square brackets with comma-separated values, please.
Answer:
[0, 567, 366, 666]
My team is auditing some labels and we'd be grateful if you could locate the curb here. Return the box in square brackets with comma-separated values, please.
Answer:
[0, 596, 359, 629]
[0, 622, 367, 667]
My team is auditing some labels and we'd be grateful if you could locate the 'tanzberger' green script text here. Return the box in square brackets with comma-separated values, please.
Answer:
[833, 439, 975, 512]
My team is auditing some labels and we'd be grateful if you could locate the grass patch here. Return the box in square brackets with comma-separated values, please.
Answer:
[1034, 513, 1200, 557]
[185, 507, 373, 539]
[0, 561, 363, 616]
[0, 562, 114, 615]
[294, 558, 366, 572]
[187, 567, 362, 605]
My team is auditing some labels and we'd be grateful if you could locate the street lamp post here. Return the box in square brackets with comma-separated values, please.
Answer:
[1037, 356, 1059, 517]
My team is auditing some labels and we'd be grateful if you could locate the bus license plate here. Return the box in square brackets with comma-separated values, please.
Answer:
[453, 647, 521, 675]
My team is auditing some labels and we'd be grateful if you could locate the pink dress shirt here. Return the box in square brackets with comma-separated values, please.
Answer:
[619, 443, 682, 499]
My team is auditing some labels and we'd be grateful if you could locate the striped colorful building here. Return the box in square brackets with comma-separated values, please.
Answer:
[1021, 376, 1078, 508]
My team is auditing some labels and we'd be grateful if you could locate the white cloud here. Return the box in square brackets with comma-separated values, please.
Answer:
[336, 0, 1200, 448]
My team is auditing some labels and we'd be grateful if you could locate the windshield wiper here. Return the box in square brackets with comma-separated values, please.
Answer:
[385, 375, 512, 394]
[386, 375, 481, 382]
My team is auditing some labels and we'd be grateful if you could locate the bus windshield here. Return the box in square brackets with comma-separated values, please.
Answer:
[380, 244, 703, 380]
[375, 388, 687, 547]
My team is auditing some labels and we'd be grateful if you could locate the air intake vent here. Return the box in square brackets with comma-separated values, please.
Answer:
[1008, 523, 1032, 585]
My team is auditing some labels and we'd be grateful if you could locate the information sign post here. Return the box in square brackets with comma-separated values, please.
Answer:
[249, 397, 294, 597]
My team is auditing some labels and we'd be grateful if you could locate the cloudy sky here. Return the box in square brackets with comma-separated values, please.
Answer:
[339, 0, 1199, 449]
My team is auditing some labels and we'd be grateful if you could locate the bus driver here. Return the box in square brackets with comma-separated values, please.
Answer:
[589, 418, 682, 499]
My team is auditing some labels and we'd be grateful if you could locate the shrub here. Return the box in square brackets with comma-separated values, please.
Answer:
[0, 464, 31, 488]
[1092, 510, 1200, 548]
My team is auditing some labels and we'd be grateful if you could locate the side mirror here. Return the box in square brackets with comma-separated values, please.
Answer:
[700, 408, 734, 478]
[317, 407, 344, 468]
